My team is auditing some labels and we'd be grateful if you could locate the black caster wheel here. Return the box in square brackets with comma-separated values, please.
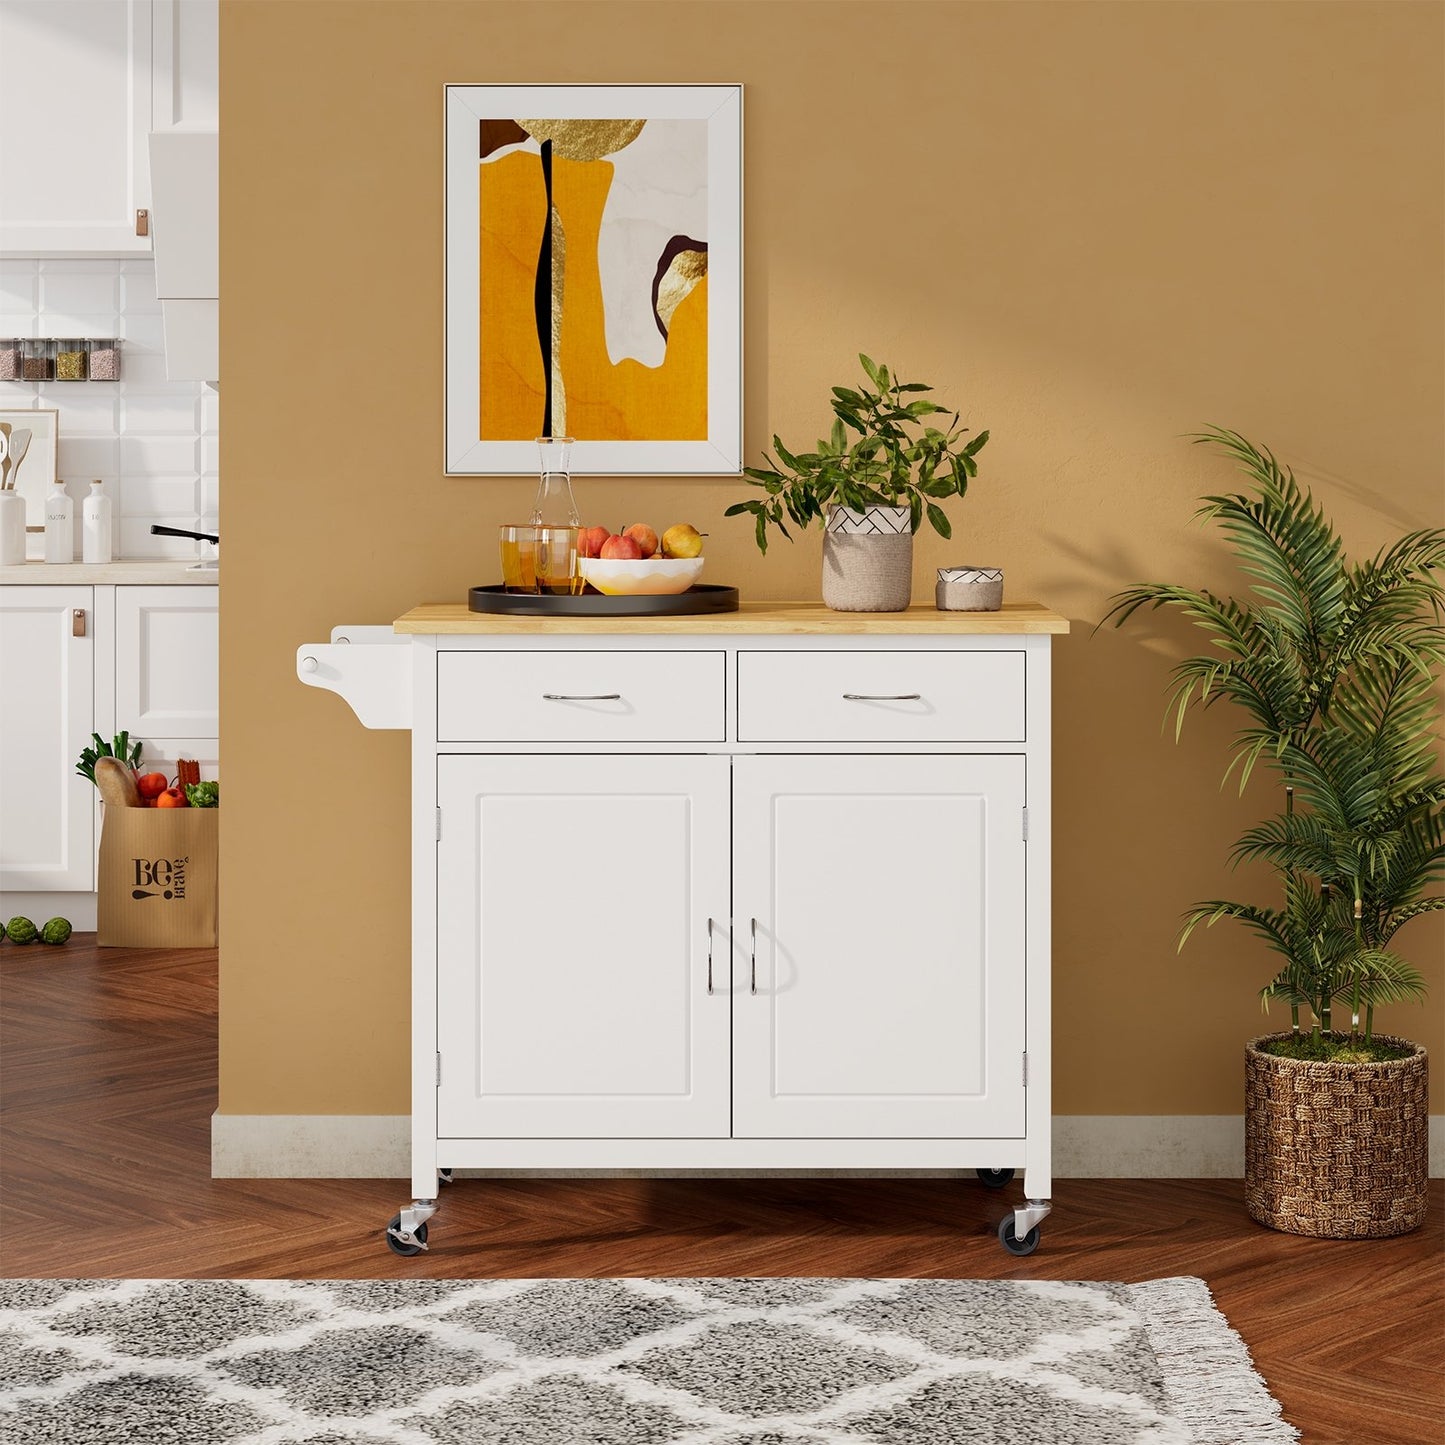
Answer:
[976, 1168, 1015, 1189]
[384, 1214, 429, 1257]
[998, 1215, 1040, 1256]
[438, 1169, 454, 1186]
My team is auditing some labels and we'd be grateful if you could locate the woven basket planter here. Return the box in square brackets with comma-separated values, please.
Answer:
[1244, 1033, 1429, 1238]
[821, 505, 913, 612]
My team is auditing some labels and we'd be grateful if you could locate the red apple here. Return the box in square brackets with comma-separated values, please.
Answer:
[579, 525, 610, 558]
[623, 523, 659, 559]
[599, 533, 642, 560]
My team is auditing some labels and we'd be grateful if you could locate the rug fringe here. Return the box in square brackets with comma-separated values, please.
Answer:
[1132, 1277, 1300, 1444]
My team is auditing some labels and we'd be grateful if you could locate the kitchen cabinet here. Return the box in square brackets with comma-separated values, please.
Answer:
[437, 754, 731, 1140]
[0, 587, 95, 891]
[299, 601, 1067, 1257]
[0, 570, 217, 924]
[732, 753, 1026, 1140]
[0, 1, 217, 257]
[116, 584, 219, 740]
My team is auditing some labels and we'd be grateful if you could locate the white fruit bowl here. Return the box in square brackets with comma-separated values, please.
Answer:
[578, 557, 704, 596]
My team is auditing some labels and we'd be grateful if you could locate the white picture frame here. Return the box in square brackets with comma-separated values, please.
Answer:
[445, 84, 742, 476]
[0, 407, 59, 531]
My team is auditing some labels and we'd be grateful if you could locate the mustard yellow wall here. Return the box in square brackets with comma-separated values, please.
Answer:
[219, 0, 1443, 1116]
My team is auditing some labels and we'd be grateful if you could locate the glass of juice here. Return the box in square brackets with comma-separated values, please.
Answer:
[499, 525, 538, 593]
[536, 525, 582, 595]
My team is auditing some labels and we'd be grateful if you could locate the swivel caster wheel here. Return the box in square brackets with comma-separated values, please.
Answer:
[976, 1168, 1015, 1189]
[438, 1169, 454, 1186]
[998, 1215, 1040, 1256]
[385, 1213, 429, 1257]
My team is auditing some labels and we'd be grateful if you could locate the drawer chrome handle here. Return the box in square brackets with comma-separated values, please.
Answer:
[843, 692, 921, 701]
[541, 692, 621, 701]
[706, 917, 714, 996]
[750, 917, 757, 995]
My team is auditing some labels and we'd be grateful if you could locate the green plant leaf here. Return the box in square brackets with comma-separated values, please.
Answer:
[831, 417, 846, 452]
[858, 354, 881, 387]
[963, 429, 990, 456]
[925, 502, 951, 539]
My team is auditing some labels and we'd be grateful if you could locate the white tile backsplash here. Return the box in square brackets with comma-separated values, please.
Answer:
[5, 259, 214, 559]
[121, 392, 201, 434]
[38, 271, 120, 318]
[56, 436, 120, 476]
[119, 475, 199, 514]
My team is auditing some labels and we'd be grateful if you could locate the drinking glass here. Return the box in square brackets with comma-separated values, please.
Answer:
[499, 524, 537, 593]
[536, 524, 582, 595]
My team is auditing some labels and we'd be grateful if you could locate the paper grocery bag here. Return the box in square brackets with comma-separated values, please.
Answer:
[97, 804, 218, 947]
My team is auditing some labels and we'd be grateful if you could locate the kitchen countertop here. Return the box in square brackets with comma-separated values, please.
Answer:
[0, 560, 219, 585]
[394, 600, 1069, 635]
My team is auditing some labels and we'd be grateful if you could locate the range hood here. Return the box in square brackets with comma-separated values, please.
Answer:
[148, 131, 218, 383]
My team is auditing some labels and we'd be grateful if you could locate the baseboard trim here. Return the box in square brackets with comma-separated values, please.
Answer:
[212, 1112, 1445, 1180]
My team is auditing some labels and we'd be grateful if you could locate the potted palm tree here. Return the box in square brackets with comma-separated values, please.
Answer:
[727, 355, 988, 611]
[1107, 428, 1443, 1237]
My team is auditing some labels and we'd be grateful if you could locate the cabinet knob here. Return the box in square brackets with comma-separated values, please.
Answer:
[72, 608, 86, 637]
[135, 208, 149, 237]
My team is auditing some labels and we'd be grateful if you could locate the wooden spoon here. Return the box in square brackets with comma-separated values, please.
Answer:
[94, 756, 142, 808]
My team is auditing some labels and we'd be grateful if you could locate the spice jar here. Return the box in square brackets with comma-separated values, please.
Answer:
[21, 338, 54, 382]
[0, 339, 20, 382]
[87, 339, 121, 381]
[55, 339, 88, 382]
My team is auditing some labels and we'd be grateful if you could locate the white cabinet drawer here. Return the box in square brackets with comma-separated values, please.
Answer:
[437, 651, 725, 742]
[737, 650, 1025, 742]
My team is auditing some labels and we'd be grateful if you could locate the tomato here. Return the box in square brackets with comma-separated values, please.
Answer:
[155, 786, 189, 808]
[136, 772, 169, 800]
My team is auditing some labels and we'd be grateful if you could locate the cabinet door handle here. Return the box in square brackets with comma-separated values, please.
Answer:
[72, 608, 86, 637]
[750, 917, 757, 995]
[842, 692, 921, 701]
[541, 693, 621, 701]
[706, 917, 714, 996]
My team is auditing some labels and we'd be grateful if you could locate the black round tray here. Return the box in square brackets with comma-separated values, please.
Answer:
[468, 583, 740, 617]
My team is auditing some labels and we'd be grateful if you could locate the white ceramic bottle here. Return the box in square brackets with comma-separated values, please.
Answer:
[43, 479, 73, 563]
[82, 480, 113, 564]
[0, 487, 24, 565]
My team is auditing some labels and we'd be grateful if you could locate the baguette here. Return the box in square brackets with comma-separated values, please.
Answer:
[94, 756, 141, 808]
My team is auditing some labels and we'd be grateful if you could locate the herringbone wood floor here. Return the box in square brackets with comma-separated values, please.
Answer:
[1, 938, 1440, 1443]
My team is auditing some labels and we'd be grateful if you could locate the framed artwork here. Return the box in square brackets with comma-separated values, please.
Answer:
[0, 407, 59, 529]
[445, 84, 742, 475]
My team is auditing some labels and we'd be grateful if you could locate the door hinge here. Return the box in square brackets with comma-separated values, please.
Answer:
[435, 806, 442, 842]
[436, 1052, 442, 1087]
[1022, 807, 1029, 842]
[1022, 1051, 1029, 1087]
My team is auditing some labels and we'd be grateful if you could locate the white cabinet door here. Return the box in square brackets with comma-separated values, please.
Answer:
[0, 1, 156, 255]
[0, 587, 94, 891]
[732, 754, 1027, 1139]
[437, 754, 731, 1139]
[115, 587, 217, 739]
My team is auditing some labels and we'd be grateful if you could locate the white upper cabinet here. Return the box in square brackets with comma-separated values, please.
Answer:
[0, 1, 217, 258]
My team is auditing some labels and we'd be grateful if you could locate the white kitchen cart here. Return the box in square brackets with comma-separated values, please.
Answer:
[298, 601, 1068, 1256]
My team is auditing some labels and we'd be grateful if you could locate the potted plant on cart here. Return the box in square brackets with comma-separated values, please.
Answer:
[1106, 428, 1443, 1236]
[727, 355, 988, 611]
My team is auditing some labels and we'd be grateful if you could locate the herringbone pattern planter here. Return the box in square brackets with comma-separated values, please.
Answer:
[1244, 1033, 1429, 1238]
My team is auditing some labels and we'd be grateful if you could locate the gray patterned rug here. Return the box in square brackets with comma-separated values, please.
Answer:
[0, 1276, 1296, 1443]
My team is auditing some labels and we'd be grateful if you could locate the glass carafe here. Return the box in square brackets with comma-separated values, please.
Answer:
[530, 436, 579, 527]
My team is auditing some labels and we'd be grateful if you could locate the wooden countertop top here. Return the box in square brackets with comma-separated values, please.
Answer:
[394, 600, 1069, 635]
[0, 560, 218, 585]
